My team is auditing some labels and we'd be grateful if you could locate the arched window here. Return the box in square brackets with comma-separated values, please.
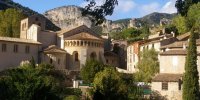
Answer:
[38, 23, 41, 26]
[77, 41, 80, 46]
[50, 58, 53, 64]
[84, 41, 87, 46]
[81, 41, 83, 46]
[73, 51, 79, 61]
[70, 41, 72, 46]
[91, 42, 94, 46]
[90, 52, 97, 60]
[88, 41, 90, 46]
[73, 41, 76, 46]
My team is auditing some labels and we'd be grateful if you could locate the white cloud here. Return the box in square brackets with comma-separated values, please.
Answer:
[140, 2, 160, 15]
[139, 0, 177, 16]
[116, 0, 136, 12]
[161, 0, 177, 13]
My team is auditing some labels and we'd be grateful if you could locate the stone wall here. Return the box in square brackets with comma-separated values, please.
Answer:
[0, 41, 40, 70]
[151, 82, 182, 100]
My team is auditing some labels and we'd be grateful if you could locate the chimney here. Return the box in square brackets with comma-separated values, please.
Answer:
[171, 31, 175, 37]
[162, 28, 166, 34]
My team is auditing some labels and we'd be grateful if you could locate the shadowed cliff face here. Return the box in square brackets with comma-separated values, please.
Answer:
[44, 6, 93, 29]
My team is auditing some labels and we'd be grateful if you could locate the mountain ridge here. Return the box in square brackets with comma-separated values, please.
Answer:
[0, 1, 177, 33]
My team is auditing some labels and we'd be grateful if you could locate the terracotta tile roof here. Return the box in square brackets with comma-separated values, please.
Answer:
[0, 37, 41, 44]
[161, 41, 185, 49]
[44, 45, 66, 54]
[58, 25, 103, 40]
[161, 39, 200, 49]
[152, 73, 182, 82]
[160, 49, 200, 55]
[141, 34, 174, 46]
[104, 51, 118, 57]
[177, 32, 190, 40]
[64, 32, 102, 40]
[160, 50, 187, 55]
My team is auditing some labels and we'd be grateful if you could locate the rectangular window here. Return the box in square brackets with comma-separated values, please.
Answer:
[58, 59, 60, 65]
[178, 80, 182, 90]
[25, 45, 30, 53]
[162, 82, 168, 90]
[2, 44, 6, 52]
[152, 44, 154, 49]
[13, 44, 18, 53]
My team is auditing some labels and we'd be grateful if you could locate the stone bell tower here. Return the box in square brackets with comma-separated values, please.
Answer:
[20, 14, 46, 39]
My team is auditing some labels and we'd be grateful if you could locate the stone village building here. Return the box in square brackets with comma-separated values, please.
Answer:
[151, 33, 200, 100]
[127, 31, 176, 73]
[0, 15, 118, 71]
[126, 31, 200, 100]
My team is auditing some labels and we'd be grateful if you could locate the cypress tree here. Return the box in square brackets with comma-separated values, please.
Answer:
[30, 56, 36, 68]
[183, 30, 200, 100]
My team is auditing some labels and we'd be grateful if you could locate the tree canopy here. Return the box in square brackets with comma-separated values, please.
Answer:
[0, 63, 82, 100]
[0, 8, 25, 37]
[80, 59, 105, 83]
[93, 67, 128, 100]
[171, 15, 188, 35]
[186, 3, 200, 30]
[83, 0, 118, 25]
[135, 49, 159, 83]
[175, 0, 200, 16]
[110, 25, 150, 42]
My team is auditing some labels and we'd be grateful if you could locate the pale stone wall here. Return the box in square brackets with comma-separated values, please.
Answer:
[127, 45, 138, 72]
[0, 41, 40, 71]
[64, 40, 104, 70]
[27, 25, 56, 48]
[42, 53, 66, 69]
[20, 18, 29, 39]
[38, 31, 57, 48]
[151, 82, 182, 100]
[20, 15, 46, 39]
[140, 42, 160, 52]
[27, 24, 40, 41]
[104, 56, 119, 67]
[160, 55, 185, 74]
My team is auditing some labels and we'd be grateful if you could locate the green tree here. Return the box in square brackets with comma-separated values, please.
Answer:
[135, 49, 159, 82]
[93, 67, 128, 100]
[182, 30, 200, 100]
[0, 63, 71, 100]
[0, 8, 25, 37]
[172, 15, 188, 35]
[175, 0, 200, 16]
[165, 24, 179, 36]
[186, 3, 200, 30]
[80, 59, 105, 83]
[83, 0, 118, 25]
[140, 23, 150, 39]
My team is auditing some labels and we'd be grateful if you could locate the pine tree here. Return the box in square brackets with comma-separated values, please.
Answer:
[183, 30, 200, 100]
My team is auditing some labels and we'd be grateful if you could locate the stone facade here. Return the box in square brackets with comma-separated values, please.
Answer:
[0, 15, 118, 72]
[151, 33, 200, 100]
[0, 37, 41, 70]
[127, 33, 175, 73]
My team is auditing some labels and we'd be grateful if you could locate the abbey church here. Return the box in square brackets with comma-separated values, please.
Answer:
[0, 15, 117, 71]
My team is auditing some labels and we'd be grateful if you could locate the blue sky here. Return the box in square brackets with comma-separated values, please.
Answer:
[13, 0, 177, 20]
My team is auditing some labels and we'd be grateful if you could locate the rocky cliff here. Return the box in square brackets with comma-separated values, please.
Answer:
[44, 6, 93, 29]
[44, 5, 176, 33]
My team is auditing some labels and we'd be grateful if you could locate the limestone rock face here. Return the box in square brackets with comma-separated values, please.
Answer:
[44, 5, 92, 29]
